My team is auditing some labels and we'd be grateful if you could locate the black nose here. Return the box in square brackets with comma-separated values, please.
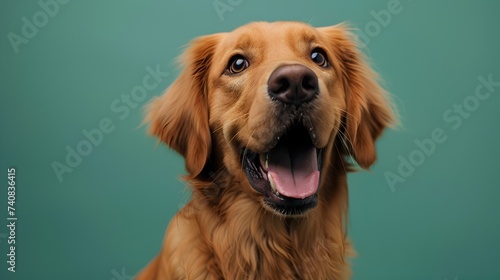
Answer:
[267, 64, 318, 105]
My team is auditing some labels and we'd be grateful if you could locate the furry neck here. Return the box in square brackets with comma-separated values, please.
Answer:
[188, 166, 350, 279]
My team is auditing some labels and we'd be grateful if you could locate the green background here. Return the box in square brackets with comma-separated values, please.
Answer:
[1, 0, 499, 279]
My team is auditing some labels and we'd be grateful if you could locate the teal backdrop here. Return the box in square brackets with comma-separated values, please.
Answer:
[1, 0, 499, 279]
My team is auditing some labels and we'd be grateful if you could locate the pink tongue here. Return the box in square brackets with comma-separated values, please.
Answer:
[268, 145, 319, 199]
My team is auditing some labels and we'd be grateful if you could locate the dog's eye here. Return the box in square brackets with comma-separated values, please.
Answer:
[226, 55, 249, 74]
[311, 49, 328, 68]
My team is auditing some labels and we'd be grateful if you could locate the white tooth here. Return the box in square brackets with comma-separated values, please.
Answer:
[269, 173, 278, 193]
[265, 153, 269, 169]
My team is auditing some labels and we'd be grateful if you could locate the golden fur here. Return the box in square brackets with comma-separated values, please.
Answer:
[138, 22, 395, 280]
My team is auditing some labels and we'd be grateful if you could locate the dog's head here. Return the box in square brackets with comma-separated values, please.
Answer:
[147, 22, 395, 216]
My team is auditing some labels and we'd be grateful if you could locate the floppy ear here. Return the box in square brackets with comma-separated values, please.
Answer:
[146, 34, 222, 177]
[319, 24, 396, 169]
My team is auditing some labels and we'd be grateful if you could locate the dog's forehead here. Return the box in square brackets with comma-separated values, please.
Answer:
[218, 22, 320, 53]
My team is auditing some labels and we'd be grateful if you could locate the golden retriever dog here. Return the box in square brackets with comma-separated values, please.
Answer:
[138, 21, 395, 280]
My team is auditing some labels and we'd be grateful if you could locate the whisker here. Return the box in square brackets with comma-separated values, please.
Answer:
[240, 127, 257, 174]
[334, 141, 349, 174]
[209, 166, 228, 186]
[212, 112, 250, 133]
[336, 129, 353, 152]
[338, 109, 357, 124]
[335, 128, 357, 166]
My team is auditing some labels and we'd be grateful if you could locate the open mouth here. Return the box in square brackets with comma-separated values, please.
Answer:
[242, 123, 323, 216]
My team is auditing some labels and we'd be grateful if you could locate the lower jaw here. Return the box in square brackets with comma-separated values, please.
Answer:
[263, 193, 318, 216]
